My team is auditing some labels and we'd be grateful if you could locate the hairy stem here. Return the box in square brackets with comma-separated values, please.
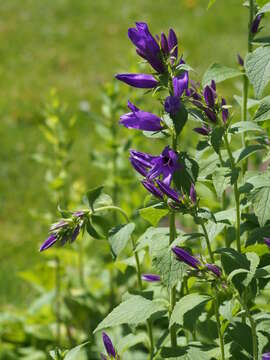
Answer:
[201, 222, 214, 263]
[214, 297, 225, 360]
[224, 133, 241, 253]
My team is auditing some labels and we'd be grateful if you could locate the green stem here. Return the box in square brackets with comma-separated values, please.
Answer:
[201, 222, 214, 263]
[214, 297, 225, 360]
[247, 310, 258, 360]
[224, 133, 241, 253]
[55, 256, 61, 347]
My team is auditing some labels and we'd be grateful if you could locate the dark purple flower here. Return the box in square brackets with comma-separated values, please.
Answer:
[40, 234, 57, 252]
[129, 149, 156, 176]
[262, 353, 270, 360]
[251, 14, 263, 34]
[71, 225, 80, 242]
[73, 211, 85, 217]
[141, 179, 164, 199]
[142, 274, 161, 282]
[190, 183, 197, 204]
[147, 146, 179, 185]
[237, 54, 244, 66]
[164, 96, 181, 115]
[128, 22, 164, 73]
[130, 157, 148, 177]
[160, 32, 169, 55]
[50, 220, 68, 231]
[120, 101, 162, 131]
[204, 108, 217, 123]
[193, 125, 210, 136]
[221, 98, 229, 123]
[102, 332, 116, 358]
[172, 247, 201, 269]
[203, 85, 216, 108]
[115, 73, 158, 88]
[205, 263, 221, 277]
[173, 72, 189, 98]
[168, 28, 178, 61]
[156, 179, 180, 203]
[264, 237, 270, 248]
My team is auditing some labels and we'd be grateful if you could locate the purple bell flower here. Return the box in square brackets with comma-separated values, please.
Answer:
[193, 125, 210, 136]
[262, 353, 270, 360]
[40, 234, 58, 252]
[189, 183, 197, 204]
[264, 237, 270, 248]
[203, 85, 216, 108]
[120, 101, 163, 131]
[115, 73, 158, 88]
[129, 150, 156, 176]
[237, 54, 244, 66]
[173, 72, 189, 98]
[142, 274, 161, 282]
[71, 225, 80, 242]
[102, 332, 116, 358]
[251, 14, 263, 34]
[164, 96, 181, 115]
[205, 263, 221, 277]
[168, 28, 178, 61]
[128, 22, 164, 73]
[221, 98, 229, 123]
[160, 32, 169, 55]
[141, 179, 164, 199]
[156, 179, 180, 203]
[172, 247, 201, 269]
[204, 108, 217, 123]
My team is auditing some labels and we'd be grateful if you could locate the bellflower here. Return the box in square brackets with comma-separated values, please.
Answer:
[189, 183, 197, 204]
[237, 54, 244, 66]
[141, 179, 164, 199]
[262, 353, 270, 360]
[173, 71, 189, 98]
[71, 225, 80, 242]
[160, 32, 169, 55]
[119, 101, 163, 131]
[203, 84, 216, 108]
[156, 179, 181, 203]
[40, 234, 57, 252]
[264, 237, 270, 249]
[164, 96, 181, 115]
[193, 125, 211, 136]
[251, 14, 263, 34]
[205, 263, 221, 277]
[142, 274, 161, 282]
[168, 28, 178, 61]
[115, 73, 158, 88]
[102, 332, 117, 359]
[172, 247, 201, 269]
[129, 149, 156, 176]
[204, 108, 217, 123]
[221, 98, 229, 123]
[128, 22, 164, 73]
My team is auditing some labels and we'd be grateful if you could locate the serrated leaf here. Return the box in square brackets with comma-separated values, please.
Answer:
[202, 63, 242, 87]
[249, 186, 270, 226]
[139, 206, 169, 226]
[254, 96, 270, 122]
[136, 227, 169, 254]
[245, 46, 270, 98]
[212, 167, 230, 198]
[108, 223, 135, 259]
[170, 294, 212, 331]
[211, 126, 225, 154]
[94, 295, 165, 333]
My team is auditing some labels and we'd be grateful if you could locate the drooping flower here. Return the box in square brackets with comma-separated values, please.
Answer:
[129, 150, 156, 176]
[115, 73, 158, 88]
[119, 101, 163, 131]
[205, 263, 221, 277]
[128, 22, 164, 73]
[221, 98, 229, 123]
[262, 353, 270, 360]
[141, 179, 164, 199]
[102, 332, 117, 358]
[142, 274, 161, 282]
[237, 54, 244, 66]
[40, 234, 57, 252]
[172, 247, 201, 269]
[164, 96, 181, 115]
[251, 14, 263, 34]
[156, 179, 181, 203]
[193, 125, 210, 136]
[189, 183, 197, 204]
[264, 237, 270, 249]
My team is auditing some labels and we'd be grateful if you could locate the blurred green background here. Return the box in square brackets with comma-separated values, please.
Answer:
[0, 0, 248, 307]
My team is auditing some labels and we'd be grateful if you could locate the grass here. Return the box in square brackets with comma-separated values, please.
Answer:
[0, 0, 251, 306]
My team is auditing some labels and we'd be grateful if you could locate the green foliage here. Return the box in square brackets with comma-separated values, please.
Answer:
[108, 223, 135, 259]
[202, 63, 242, 87]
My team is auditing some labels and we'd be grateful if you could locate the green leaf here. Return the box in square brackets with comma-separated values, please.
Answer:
[202, 63, 242, 87]
[171, 105, 188, 136]
[230, 121, 263, 133]
[136, 227, 169, 254]
[139, 205, 169, 226]
[173, 153, 199, 193]
[254, 96, 270, 122]
[258, 2, 270, 13]
[212, 167, 230, 198]
[117, 333, 148, 353]
[170, 294, 212, 332]
[252, 36, 270, 45]
[211, 126, 225, 154]
[64, 342, 89, 360]
[86, 186, 104, 211]
[233, 95, 260, 109]
[108, 223, 135, 259]
[94, 295, 165, 333]
[208, 0, 217, 9]
[226, 322, 253, 356]
[245, 170, 270, 188]
[249, 186, 270, 226]
[236, 145, 265, 164]
[245, 46, 270, 98]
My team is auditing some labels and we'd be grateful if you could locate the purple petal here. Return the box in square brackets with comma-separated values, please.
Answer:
[251, 14, 263, 34]
[141, 179, 164, 199]
[237, 54, 244, 66]
[141, 274, 161, 282]
[193, 126, 210, 136]
[164, 96, 181, 115]
[129, 157, 148, 177]
[102, 332, 116, 357]
[115, 73, 158, 88]
[205, 263, 221, 277]
[127, 100, 139, 112]
[203, 85, 216, 108]
[172, 247, 201, 269]
[221, 98, 229, 123]
[264, 237, 270, 249]
[204, 108, 217, 123]
[71, 225, 80, 242]
[73, 211, 85, 217]
[40, 234, 58, 252]
[262, 353, 270, 360]
[160, 32, 169, 54]
[129, 149, 156, 168]
[173, 72, 189, 98]
[120, 103, 162, 131]
[156, 179, 180, 203]
[190, 183, 197, 204]
[168, 28, 178, 60]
